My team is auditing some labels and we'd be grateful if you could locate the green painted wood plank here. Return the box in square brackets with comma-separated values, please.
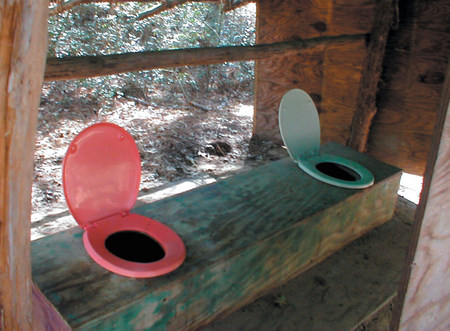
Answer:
[31, 143, 401, 330]
[200, 197, 416, 331]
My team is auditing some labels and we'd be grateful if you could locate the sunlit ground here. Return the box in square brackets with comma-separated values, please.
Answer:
[398, 173, 423, 204]
[233, 104, 254, 118]
[31, 100, 425, 240]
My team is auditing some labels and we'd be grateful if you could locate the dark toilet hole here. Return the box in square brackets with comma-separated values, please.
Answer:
[315, 162, 361, 181]
[105, 231, 165, 263]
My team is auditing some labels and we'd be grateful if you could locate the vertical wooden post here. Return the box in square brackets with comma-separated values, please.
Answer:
[347, 0, 395, 152]
[0, 1, 48, 329]
[391, 64, 450, 329]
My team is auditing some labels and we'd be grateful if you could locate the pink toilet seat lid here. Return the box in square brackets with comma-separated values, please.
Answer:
[63, 123, 141, 229]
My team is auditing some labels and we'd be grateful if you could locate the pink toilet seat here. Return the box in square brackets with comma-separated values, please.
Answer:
[63, 123, 186, 278]
[83, 213, 186, 278]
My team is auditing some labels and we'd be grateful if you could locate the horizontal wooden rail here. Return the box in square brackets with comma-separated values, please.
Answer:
[44, 34, 366, 81]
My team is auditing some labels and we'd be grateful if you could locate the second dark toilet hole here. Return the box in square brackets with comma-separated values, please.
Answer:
[315, 162, 361, 181]
[105, 231, 165, 263]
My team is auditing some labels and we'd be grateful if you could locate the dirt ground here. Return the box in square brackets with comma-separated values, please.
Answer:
[33, 83, 282, 224]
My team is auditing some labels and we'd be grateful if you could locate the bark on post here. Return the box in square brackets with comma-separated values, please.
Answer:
[0, 1, 48, 329]
[347, 0, 396, 152]
[44, 35, 365, 81]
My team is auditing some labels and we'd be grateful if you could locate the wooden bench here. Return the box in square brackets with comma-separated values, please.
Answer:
[31, 142, 401, 330]
[200, 197, 416, 330]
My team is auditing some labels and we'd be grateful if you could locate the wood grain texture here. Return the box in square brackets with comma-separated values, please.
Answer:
[393, 64, 450, 330]
[320, 41, 367, 144]
[368, 0, 450, 175]
[254, 39, 367, 144]
[44, 35, 364, 81]
[31, 143, 401, 330]
[0, 1, 48, 330]
[254, 0, 375, 143]
[347, 0, 395, 152]
[201, 197, 416, 331]
[256, 0, 376, 42]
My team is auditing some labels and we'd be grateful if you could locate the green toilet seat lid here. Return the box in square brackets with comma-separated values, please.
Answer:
[279, 89, 320, 161]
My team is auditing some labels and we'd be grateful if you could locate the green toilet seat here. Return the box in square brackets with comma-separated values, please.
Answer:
[298, 154, 374, 189]
[279, 89, 374, 189]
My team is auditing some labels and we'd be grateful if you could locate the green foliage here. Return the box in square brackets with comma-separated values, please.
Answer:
[46, 2, 256, 107]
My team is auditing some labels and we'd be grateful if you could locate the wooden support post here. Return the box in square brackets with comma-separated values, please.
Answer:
[0, 1, 48, 329]
[347, 0, 395, 152]
[44, 34, 365, 81]
[391, 64, 450, 330]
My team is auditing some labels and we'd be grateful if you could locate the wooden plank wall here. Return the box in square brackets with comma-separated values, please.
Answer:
[254, 0, 449, 176]
[368, 0, 450, 175]
[0, 0, 48, 329]
[254, 0, 376, 145]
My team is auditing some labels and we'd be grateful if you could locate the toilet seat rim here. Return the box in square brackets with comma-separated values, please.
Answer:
[83, 213, 186, 278]
[297, 153, 374, 189]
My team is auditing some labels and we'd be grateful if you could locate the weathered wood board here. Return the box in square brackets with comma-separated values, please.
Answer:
[254, 0, 449, 176]
[200, 197, 416, 331]
[31, 143, 401, 330]
[254, 0, 376, 143]
[393, 64, 450, 330]
[368, 0, 450, 175]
